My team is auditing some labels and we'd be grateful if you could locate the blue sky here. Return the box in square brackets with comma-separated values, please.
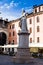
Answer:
[0, 0, 43, 21]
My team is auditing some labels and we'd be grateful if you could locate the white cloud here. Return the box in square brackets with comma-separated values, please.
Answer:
[9, 1, 19, 8]
[10, 1, 14, 7]
[0, 1, 22, 20]
[0, 0, 19, 9]
[0, 12, 15, 21]
[26, 8, 33, 13]
[0, 6, 4, 9]
[6, 16, 15, 21]
[0, 10, 21, 21]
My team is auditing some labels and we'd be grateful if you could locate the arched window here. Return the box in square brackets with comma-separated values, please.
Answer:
[35, 8, 37, 13]
[13, 31, 15, 36]
[9, 32, 11, 37]
[39, 6, 40, 12]
[12, 24, 15, 29]
[29, 19, 32, 24]
[30, 28, 32, 33]
[30, 38, 32, 43]
[10, 25, 11, 29]
[37, 16, 39, 22]
[37, 37, 40, 43]
[37, 26, 40, 32]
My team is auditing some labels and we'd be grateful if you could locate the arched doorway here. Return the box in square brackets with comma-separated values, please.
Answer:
[0, 32, 7, 45]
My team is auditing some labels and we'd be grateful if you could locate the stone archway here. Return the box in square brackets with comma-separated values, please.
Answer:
[0, 32, 7, 45]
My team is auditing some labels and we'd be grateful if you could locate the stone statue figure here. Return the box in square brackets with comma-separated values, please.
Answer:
[19, 10, 28, 32]
[13, 9, 31, 63]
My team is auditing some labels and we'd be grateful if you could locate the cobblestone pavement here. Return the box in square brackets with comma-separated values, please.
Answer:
[0, 55, 43, 65]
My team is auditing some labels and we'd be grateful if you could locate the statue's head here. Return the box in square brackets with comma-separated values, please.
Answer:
[22, 9, 25, 13]
[22, 9, 26, 16]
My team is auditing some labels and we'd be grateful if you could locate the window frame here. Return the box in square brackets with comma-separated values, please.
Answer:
[29, 19, 32, 24]
[37, 16, 39, 23]
[30, 38, 32, 43]
[12, 24, 15, 29]
[30, 27, 32, 33]
[37, 26, 40, 32]
[37, 37, 40, 43]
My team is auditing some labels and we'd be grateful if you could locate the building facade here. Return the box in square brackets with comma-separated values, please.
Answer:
[0, 18, 8, 46]
[7, 19, 20, 45]
[0, 4, 43, 53]
[8, 4, 43, 46]
[27, 4, 43, 44]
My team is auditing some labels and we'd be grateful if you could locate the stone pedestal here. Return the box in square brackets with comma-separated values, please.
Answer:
[13, 48, 32, 63]
[13, 32, 33, 63]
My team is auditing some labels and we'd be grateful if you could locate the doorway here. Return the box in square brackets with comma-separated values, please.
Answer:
[0, 32, 7, 45]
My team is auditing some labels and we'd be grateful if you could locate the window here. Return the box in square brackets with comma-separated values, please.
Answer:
[39, 6, 40, 12]
[13, 40, 14, 43]
[35, 8, 37, 13]
[9, 32, 11, 37]
[37, 17, 39, 22]
[12, 40, 14, 44]
[42, 6, 43, 11]
[10, 25, 11, 29]
[37, 26, 40, 32]
[13, 31, 15, 36]
[8, 41, 11, 44]
[29, 19, 32, 24]
[37, 37, 40, 43]
[30, 28, 32, 33]
[30, 38, 32, 43]
[12, 24, 15, 29]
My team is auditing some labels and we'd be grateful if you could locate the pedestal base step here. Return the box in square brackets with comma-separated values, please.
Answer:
[13, 57, 34, 63]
